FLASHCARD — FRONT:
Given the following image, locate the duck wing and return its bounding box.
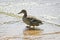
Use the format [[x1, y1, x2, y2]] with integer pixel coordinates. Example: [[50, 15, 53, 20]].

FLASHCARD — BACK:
[[27, 17, 42, 24]]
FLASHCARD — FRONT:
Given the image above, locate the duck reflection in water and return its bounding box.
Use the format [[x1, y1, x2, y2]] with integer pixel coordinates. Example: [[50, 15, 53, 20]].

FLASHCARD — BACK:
[[18, 9, 43, 30], [23, 29, 43, 40], [23, 29, 43, 36]]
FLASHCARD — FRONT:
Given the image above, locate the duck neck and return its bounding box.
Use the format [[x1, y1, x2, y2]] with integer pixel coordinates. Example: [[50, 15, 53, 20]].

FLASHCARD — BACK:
[[23, 12, 27, 18]]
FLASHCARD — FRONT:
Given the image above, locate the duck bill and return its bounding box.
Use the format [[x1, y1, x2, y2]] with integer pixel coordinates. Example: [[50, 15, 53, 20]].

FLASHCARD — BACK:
[[18, 12, 22, 14], [18, 13, 20, 14]]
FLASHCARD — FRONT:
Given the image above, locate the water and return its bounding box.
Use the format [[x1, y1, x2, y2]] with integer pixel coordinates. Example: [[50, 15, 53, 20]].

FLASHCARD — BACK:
[[0, 0, 60, 40]]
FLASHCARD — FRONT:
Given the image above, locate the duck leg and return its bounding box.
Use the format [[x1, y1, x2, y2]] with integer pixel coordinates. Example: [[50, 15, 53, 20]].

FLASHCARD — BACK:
[[26, 25, 36, 30], [33, 26, 35, 28], [26, 25, 33, 29], [26, 26, 30, 28]]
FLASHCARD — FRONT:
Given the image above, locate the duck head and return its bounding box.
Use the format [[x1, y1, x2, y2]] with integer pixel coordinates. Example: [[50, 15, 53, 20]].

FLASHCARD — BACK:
[[18, 9, 27, 17], [18, 9, 27, 14]]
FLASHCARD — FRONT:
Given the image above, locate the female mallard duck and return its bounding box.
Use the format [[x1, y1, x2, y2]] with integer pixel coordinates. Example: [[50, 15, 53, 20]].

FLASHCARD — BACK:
[[18, 9, 43, 29]]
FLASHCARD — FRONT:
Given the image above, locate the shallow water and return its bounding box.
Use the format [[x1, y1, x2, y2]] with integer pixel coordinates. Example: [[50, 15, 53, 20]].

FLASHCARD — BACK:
[[0, 0, 60, 40], [0, 13, 60, 40]]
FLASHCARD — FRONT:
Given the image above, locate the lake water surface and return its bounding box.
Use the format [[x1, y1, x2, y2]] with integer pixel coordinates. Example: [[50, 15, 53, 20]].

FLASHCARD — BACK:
[[0, 0, 60, 40]]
